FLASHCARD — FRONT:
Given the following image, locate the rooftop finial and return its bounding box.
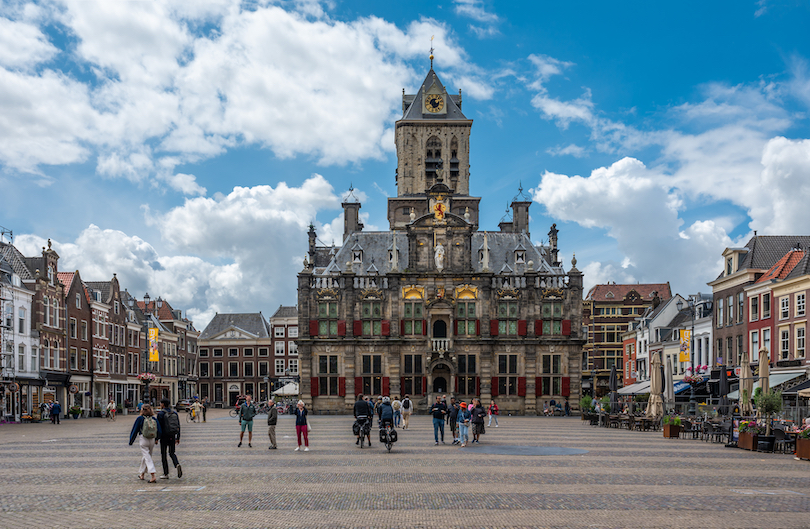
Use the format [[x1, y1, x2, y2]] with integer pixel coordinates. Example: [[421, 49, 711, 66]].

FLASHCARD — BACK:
[[430, 35, 434, 68]]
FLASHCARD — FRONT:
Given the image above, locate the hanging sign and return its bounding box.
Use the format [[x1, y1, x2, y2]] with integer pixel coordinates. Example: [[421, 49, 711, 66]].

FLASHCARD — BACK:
[[148, 327, 159, 362]]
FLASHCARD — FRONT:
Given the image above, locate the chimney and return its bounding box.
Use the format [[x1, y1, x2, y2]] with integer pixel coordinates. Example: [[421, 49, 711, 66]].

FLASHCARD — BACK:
[[511, 199, 531, 238], [342, 186, 363, 242]]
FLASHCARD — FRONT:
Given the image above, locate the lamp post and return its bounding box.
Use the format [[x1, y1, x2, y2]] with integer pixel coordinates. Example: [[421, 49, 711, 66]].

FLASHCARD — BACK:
[[677, 296, 697, 416], [142, 292, 151, 405]]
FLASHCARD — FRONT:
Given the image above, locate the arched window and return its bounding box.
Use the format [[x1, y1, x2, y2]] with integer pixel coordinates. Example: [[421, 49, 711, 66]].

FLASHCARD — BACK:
[[425, 136, 442, 184], [44, 296, 50, 326], [43, 339, 50, 369], [53, 300, 59, 328]]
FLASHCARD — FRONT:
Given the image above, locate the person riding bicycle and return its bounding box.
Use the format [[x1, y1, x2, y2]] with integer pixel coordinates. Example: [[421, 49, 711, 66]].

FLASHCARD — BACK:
[[353, 394, 372, 446], [106, 399, 116, 418], [191, 399, 203, 421], [378, 396, 394, 431]]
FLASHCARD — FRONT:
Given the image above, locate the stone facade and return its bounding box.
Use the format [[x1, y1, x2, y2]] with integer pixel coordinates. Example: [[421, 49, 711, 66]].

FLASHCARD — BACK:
[[298, 66, 585, 415]]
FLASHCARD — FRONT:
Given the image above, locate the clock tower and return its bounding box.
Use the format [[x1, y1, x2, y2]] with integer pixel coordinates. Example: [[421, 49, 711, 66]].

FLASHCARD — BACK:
[[388, 64, 479, 230]]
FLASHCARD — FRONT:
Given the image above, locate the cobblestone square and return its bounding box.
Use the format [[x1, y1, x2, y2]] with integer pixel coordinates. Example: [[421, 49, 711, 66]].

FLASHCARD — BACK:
[[1, 410, 808, 528]]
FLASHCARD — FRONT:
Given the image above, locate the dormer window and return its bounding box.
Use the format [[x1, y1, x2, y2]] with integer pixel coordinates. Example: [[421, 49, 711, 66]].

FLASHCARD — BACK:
[[726, 257, 733, 275], [352, 250, 363, 263], [515, 251, 526, 264]]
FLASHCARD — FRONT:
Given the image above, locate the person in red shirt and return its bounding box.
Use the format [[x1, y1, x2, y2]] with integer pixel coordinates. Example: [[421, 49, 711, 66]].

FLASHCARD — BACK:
[[488, 400, 499, 427]]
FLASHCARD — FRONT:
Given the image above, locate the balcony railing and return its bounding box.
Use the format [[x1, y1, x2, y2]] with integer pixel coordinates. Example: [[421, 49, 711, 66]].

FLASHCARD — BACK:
[[431, 339, 451, 352]]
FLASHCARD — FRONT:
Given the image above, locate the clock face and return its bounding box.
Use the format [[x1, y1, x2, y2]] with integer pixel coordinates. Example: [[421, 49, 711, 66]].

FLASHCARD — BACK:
[[425, 94, 444, 113]]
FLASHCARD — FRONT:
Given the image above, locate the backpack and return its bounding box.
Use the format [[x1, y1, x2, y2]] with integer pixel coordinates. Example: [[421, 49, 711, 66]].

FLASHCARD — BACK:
[[165, 411, 181, 437], [142, 416, 158, 439], [402, 398, 411, 411]]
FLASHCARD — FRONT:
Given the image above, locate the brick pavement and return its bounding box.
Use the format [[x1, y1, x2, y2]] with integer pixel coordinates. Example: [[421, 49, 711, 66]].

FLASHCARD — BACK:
[[1, 410, 808, 528]]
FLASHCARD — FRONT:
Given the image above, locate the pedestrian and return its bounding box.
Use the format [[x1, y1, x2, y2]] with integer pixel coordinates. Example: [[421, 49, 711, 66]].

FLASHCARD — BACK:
[[564, 399, 571, 417], [237, 394, 257, 447], [191, 398, 203, 422], [156, 398, 182, 479], [487, 399, 499, 427], [449, 398, 460, 444], [543, 401, 550, 416], [128, 403, 161, 483], [50, 400, 62, 424], [442, 395, 449, 424], [392, 396, 402, 427], [429, 395, 447, 445], [471, 398, 486, 444], [202, 397, 209, 422], [365, 396, 375, 428], [457, 402, 471, 447], [267, 398, 278, 449], [294, 399, 309, 451], [401, 394, 412, 429]]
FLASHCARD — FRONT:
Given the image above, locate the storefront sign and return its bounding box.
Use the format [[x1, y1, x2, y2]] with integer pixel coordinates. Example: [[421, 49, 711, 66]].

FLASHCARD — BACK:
[[69, 384, 79, 394]]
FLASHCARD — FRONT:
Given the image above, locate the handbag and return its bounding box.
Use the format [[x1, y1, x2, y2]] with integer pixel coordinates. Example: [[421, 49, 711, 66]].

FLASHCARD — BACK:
[[307, 422, 312, 432]]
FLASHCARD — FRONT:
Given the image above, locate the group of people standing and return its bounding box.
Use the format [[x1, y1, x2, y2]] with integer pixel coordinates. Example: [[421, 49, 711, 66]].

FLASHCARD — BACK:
[[234, 395, 310, 451], [430, 395, 497, 447]]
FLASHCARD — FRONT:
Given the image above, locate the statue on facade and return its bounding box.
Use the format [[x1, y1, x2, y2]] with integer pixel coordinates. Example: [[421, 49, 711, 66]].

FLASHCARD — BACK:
[[434, 243, 445, 271]]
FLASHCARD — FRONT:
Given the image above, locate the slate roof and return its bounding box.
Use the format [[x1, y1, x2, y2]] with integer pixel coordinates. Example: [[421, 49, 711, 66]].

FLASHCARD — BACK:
[[754, 250, 805, 284], [199, 313, 270, 340], [0, 242, 34, 280], [715, 236, 810, 280], [311, 231, 561, 276], [85, 281, 112, 303], [401, 68, 468, 121], [270, 305, 297, 319], [586, 283, 672, 302]]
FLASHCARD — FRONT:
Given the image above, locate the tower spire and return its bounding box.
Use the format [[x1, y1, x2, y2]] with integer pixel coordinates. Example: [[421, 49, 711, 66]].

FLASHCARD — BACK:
[[429, 35, 434, 69]]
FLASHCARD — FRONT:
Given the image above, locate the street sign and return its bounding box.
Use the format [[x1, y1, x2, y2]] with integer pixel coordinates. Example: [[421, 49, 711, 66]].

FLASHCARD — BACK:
[[734, 366, 742, 377]]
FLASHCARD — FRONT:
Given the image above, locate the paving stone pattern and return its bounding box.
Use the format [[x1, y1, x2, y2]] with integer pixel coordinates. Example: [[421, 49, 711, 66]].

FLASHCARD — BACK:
[[1, 410, 808, 528]]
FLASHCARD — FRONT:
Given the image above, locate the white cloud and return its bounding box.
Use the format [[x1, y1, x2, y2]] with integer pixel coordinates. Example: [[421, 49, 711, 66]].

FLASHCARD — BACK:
[[453, 0, 499, 38], [0, 16, 57, 69], [547, 143, 587, 158], [528, 54, 574, 87]]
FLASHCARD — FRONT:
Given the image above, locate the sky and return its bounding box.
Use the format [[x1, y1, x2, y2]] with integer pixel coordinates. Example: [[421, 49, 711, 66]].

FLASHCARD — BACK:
[[3, 0, 810, 329]]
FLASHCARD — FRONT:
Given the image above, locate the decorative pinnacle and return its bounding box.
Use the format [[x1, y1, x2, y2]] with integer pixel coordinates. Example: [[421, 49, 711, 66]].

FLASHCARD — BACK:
[[430, 35, 434, 68]]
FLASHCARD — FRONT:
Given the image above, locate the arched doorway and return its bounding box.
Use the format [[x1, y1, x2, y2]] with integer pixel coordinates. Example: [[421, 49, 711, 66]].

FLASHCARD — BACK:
[[433, 320, 447, 338], [432, 363, 451, 393]]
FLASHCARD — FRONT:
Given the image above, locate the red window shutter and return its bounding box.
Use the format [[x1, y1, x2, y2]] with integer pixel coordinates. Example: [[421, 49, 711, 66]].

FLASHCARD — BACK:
[[400, 377, 406, 394], [518, 320, 527, 336], [309, 320, 319, 337], [536, 377, 543, 396], [400, 319, 405, 336], [535, 320, 543, 336], [454, 319, 460, 335], [562, 319, 571, 336], [422, 320, 427, 335], [381, 320, 390, 336], [491, 376, 499, 397], [476, 319, 480, 336], [490, 319, 499, 336], [454, 376, 458, 392], [354, 377, 363, 396], [353, 320, 362, 337], [337, 320, 346, 336], [382, 376, 390, 396], [475, 376, 480, 396], [338, 377, 346, 397], [518, 376, 527, 396], [562, 376, 571, 397], [422, 376, 427, 395], [310, 377, 319, 397]]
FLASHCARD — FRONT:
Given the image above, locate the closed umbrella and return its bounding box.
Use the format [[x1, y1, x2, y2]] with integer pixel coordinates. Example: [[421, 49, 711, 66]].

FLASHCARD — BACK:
[[739, 349, 754, 416], [664, 359, 675, 412], [756, 347, 769, 420], [645, 351, 664, 419], [608, 364, 619, 414], [718, 365, 729, 416]]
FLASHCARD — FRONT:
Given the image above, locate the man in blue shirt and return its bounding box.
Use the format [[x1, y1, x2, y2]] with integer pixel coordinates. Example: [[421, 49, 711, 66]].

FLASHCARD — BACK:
[[429, 395, 447, 445]]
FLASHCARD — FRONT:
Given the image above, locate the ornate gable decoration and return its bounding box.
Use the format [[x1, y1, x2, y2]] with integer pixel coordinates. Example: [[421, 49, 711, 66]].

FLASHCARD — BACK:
[[361, 288, 383, 300], [542, 288, 564, 299], [316, 288, 340, 300], [401, 285, 425, 300], [454, 284, 478, 300], [497, 288, 520, 300]]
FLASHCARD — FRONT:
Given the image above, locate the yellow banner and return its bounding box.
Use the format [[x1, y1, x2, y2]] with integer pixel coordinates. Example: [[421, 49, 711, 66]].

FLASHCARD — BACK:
[[148, 328, 159, 362], [679, 329, 691, 363]]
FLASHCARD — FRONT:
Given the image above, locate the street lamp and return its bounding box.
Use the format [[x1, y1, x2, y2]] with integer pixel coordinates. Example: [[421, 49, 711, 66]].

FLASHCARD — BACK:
[[676, 296, 697, 416], [142, 292, 152, 405]]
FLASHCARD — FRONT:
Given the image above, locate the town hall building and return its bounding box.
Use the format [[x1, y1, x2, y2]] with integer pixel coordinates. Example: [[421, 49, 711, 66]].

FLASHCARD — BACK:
[[297, 61, 585, 414]]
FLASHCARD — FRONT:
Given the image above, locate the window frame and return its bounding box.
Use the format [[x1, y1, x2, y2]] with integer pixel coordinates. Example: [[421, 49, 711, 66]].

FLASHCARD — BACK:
[[402, 301, 424, 335], [497, 301, 519, 336]]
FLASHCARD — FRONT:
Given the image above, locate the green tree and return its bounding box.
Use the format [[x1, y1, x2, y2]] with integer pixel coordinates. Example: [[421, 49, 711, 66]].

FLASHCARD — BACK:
[[755, 390, 783, 436]]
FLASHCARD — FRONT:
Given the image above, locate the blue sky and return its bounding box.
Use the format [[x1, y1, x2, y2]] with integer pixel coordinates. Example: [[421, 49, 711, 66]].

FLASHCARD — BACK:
[[2, 0, 810, 328]]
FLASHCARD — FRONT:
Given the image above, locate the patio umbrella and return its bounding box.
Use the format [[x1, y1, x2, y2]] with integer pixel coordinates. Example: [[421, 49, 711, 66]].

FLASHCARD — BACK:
[[718, 365, 729, 416], [799, 387, 810, 398], [756, 347, 769, 420], [645, 351, 664, 420], [739, 349, 754, 416], [608, 364, 619, 414], [664, 359, 675, 411]]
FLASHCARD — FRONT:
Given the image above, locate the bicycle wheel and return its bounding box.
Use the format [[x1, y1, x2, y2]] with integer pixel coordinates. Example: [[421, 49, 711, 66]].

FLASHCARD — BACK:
[[385, 429, 393, 452], [229, 408, 238, 418], [185, 412, 192, 423], [359, 435, 364, 448]]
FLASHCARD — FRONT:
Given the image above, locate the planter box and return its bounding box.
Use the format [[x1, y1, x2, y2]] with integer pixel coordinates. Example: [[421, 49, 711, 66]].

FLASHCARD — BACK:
[[796, 438, 810, 460], [738, 431, 759, 450], [663, 424, 681, 438]]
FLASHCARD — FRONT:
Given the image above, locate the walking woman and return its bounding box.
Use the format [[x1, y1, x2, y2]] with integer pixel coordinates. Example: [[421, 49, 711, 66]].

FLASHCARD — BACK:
[[487, 399, 499, 427], [294, 400, 310, 451], [470, 398, 486, 444], [457, 402, 471, 447], [128, 404, 162, 483]]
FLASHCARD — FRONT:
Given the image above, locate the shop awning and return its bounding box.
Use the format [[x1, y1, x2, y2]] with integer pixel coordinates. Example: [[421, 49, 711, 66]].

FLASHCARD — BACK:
[[727, 370, 805, 399], [780, 377, 810, 396], [673, 381, 691, 394], [618, 380, 651, 395]]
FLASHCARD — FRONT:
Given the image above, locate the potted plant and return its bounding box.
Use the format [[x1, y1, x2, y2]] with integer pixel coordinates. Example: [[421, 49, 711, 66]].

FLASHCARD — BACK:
[[579, 395, 592, 420], [600, 396, 611, 414], [738, 420, 766, 450], [663, 415, 681, 438], [796, 426, 810, 460], [68, 405, 81, 419]]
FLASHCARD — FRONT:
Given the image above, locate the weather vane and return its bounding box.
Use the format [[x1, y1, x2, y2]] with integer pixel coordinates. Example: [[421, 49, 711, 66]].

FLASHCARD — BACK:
[[430, 35, 434, 68]]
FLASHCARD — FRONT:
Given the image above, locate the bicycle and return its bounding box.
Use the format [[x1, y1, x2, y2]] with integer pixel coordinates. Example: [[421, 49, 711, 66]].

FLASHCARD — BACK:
[[106, 410, 116, 422], [354, 417, 371, 448], [380, 421, 396, 452], [229, 407, 239, 418], [186, 408, 200, 423]]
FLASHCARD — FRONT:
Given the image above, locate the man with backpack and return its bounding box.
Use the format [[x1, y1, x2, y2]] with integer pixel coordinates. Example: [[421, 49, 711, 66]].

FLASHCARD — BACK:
[[157, 398, 182, 479], [238, 394, 257, 447], [401, 395, 412, 429]]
